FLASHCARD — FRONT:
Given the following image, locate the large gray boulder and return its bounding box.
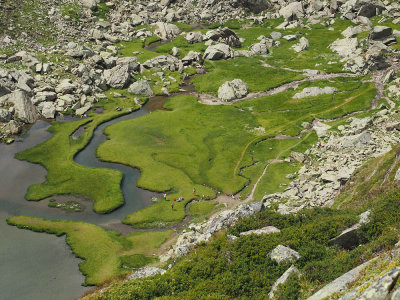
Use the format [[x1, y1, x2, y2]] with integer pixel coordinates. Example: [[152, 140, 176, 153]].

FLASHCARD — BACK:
[[127, 267, 166, 280], [185, 32, 203, 44], [279, 2, 304, 21], [250, 41, 269, 55], [240, 226, 280, 236], [104, 65, 131, 89], [236, 0, 270, 13], [56, 80, 76, 95], [329, 211, 370, 249], [154, 22, 181, 40], [293, 87, 337, 99], [80, 0, 98, 10], [142, 55, 180, 71], [369, 26, 393, 41], [329, 38, 359, 57], [204, 43, 233, 60], [0, 108, 11, 122], [307, 259, 375, 300], [7, 90, 38, 124], [292, 37, 309, 53], [217, 79, 248, 101], [357, 1, 385, 18], [41, 102, 56, 119], [128, 80, 153, 96], [269, 265, 299, 299], [269, 245, 300, 264], [354, 267, 400, 300]]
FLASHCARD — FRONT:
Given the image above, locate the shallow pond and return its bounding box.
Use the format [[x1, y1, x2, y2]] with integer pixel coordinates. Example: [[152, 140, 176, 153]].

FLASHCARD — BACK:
[[0, 97, 165, 299]]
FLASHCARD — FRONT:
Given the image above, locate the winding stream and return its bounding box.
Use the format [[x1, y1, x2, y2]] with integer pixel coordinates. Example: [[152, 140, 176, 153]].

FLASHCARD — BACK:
[[0, 97, 166, 300]]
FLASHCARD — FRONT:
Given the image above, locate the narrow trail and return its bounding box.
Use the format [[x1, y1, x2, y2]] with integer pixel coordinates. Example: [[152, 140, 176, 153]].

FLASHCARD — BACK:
[[194, 71, 361, 106]]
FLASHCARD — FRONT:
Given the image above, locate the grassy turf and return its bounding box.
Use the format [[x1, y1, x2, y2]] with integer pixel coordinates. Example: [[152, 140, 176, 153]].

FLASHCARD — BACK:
[[188, 201, 220, 223], [7, 216, 173, 285], [192, 57, 305, 94], [15, 91, 141, 213], [264, 19, 353, 73], [97, 76, 375, 227]]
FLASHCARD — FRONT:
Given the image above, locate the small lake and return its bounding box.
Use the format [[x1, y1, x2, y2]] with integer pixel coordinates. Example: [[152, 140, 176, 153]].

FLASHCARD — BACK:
[[0, 97, 165, 300]]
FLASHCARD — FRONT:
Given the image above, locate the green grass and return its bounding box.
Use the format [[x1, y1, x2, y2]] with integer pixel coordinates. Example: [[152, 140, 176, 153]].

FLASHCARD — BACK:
[[188, 201, 219, 223], [93, 3, 110, 20], [97, 77, 375, 227], [61, 2, 84, 23], [155, 35, 208, 58], [117, 39, 164, 63], [192, 57, 305, 94], [7, 216, 173, 285], [264, 19, 354, 73], [15, 91, 142, 213]]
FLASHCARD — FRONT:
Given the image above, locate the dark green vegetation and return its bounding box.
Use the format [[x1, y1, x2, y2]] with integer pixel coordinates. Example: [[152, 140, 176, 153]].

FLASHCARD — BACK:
[[16, 91, 141, 213], [86, 179, 400, 299], [7, 216, 173, 285]]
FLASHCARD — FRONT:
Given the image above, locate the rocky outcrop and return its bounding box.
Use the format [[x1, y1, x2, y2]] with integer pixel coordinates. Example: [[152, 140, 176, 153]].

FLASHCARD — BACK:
[[7, 90, 37, 124], [204, 43, 233, 60], [269, 265, 299, 299], [239, 226, 280, 236], [292, 86, 337, 99], [128, 80, 153, 96], [269, 245, 300, 264], [329, 211, 370, 249], [217, 79, 248, 101], [127, 267, 166, 280]]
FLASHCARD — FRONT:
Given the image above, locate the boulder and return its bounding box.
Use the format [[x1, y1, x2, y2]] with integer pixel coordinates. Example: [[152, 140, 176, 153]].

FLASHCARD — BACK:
[[104, 64, 131, 89], [342, 26, 365, 38], [329, 38, 359, 57], [154, 22, 181, 40], [240, 226, 280, 236], [237, 0, 270, 13], [142, 55, 180, 71], [293, 87, 337, 99], [270, 32, 282, 40], [204, 43, 233, 60], [75, 104, 92, 115], [356, 267, 400, 300], [116, 57, 140, 72], [292, 37, 309, 53], [269, 245, 300, 264], [7, 90, 37, 124], [185, 32, 203, 44], [80, 0, 97, 10], [130, 14, 144, 26], [128, 80, 153, 96], [329, 211, 370, 249], [3, 120, 21, 135], [41, 102, 56, 119], [279, 2, 304, 21], [249, 41, 269, 55], [308, 259, 376, 300], [127, 267, 166, 280], [0, 108, 11, 122], [56, 80, 76, 95], [217, 79, 248, 101], [357, 2, 384, 18], [369, 26, 393, 41], [182, 51, 203, 65], [269, 265, 299, 299], [290, 152, 306, 163]]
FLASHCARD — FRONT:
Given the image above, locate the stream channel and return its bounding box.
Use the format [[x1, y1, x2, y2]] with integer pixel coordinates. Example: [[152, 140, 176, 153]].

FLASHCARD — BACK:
[[0, 88, 191, 299]]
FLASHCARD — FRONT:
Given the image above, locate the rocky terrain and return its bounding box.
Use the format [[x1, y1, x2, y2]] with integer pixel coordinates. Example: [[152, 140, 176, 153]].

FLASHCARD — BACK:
[[4, 0, 400, 299]]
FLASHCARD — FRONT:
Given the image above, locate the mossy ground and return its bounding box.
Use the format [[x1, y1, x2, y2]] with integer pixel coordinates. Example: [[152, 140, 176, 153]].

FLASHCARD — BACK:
[[16, 91, 142, 213], [7, 216, 172, 286]]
